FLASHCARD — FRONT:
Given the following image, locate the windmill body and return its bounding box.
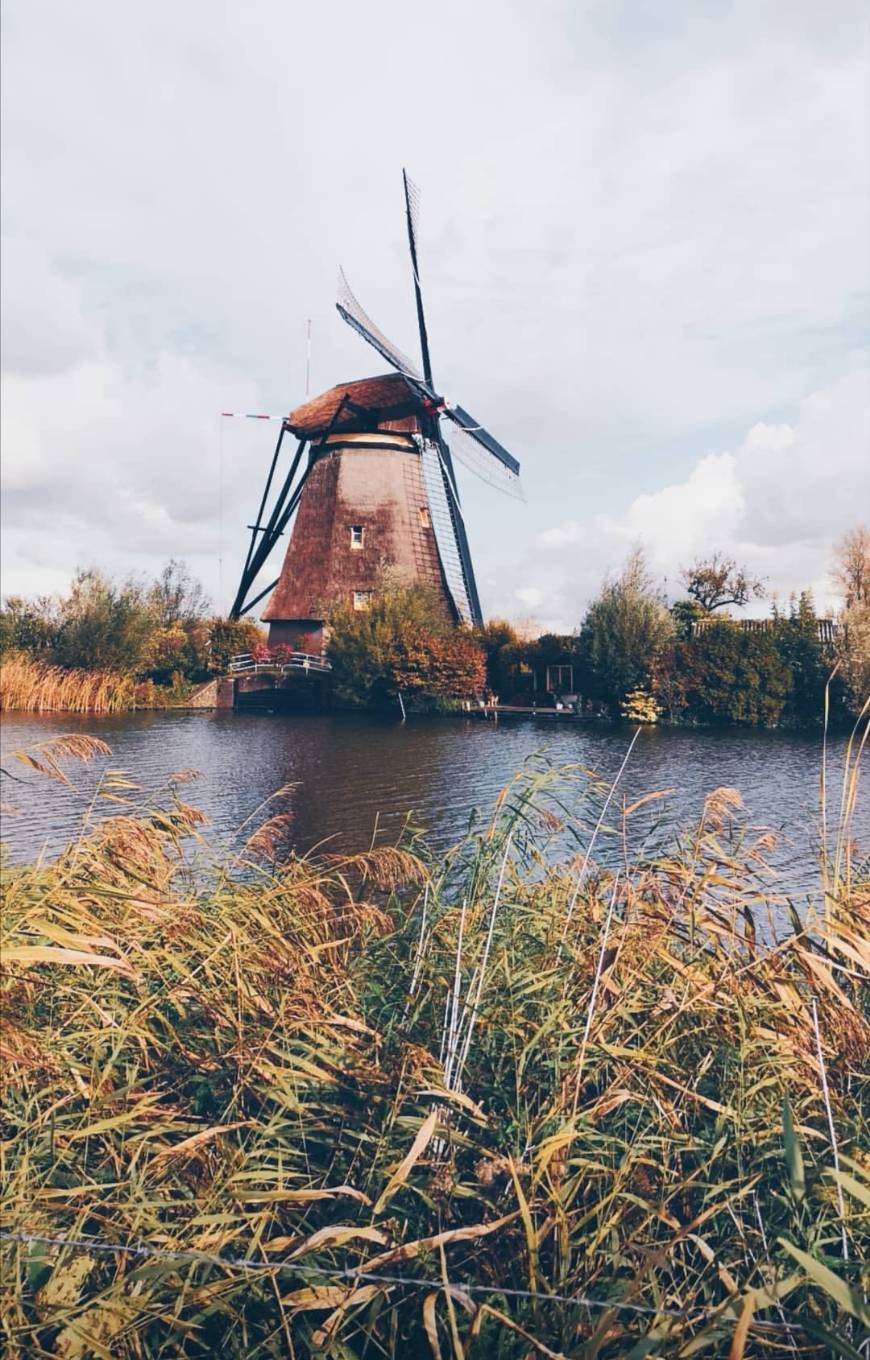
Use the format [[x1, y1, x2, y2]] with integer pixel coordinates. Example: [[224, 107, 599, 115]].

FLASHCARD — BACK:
[[262, 376, 449, 652], [230, 173, 522, 646]]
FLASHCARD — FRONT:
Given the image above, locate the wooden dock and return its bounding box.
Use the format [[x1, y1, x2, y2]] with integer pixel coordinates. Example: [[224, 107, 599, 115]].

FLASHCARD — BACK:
[[467, 703, 584, 721]]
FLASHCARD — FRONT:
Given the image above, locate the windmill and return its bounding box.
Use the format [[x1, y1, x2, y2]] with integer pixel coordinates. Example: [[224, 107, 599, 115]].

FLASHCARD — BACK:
[[229, 171, 522, 647]]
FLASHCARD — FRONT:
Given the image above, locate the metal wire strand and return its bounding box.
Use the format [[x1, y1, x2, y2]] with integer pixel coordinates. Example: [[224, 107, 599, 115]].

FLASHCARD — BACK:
[[0, 1229, 825, 1336]]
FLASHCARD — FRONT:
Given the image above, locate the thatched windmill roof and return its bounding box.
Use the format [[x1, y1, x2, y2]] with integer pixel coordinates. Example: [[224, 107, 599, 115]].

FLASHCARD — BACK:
[[286, 373, 427, 438]]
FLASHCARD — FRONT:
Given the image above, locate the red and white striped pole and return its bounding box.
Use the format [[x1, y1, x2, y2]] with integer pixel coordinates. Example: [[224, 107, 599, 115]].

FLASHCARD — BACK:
[[219, 411, 285, 420]]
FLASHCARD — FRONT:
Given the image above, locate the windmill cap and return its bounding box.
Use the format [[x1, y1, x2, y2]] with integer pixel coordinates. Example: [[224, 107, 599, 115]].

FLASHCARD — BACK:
[[286, 373, 437, 438]]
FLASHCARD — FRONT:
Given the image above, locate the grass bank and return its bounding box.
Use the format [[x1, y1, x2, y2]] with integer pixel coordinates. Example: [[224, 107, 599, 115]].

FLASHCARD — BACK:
[[1, 724, 868, 1358], [0, 655, 135, 714], [0, 655, 205, 714]]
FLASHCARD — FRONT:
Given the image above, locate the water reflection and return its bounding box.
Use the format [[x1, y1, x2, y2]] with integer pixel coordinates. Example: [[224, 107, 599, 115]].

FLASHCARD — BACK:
[[1, 710, 864, 904]]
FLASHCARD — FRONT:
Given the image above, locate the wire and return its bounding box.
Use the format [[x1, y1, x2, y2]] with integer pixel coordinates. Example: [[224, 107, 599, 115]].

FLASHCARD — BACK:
[[0, 1230, 822, 1334], [218, 415, 224, 605]]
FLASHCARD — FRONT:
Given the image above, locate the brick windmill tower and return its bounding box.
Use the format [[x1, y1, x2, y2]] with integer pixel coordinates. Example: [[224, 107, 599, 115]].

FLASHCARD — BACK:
[[229, 173, 522, 651]]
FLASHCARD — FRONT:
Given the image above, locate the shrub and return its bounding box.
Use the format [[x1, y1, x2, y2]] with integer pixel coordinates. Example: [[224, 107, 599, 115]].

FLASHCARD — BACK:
[[657, 625, 793, 726], [621, 688, 661, 723], [328, 581, 485, 708], [207, 617, 265, 673]]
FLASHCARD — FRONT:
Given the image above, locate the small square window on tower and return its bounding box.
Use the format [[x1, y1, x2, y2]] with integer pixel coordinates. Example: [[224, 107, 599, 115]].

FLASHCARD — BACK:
[[353, 590, 373, 611], [350, 525, 365, 549], [419, 506, 431, 528]]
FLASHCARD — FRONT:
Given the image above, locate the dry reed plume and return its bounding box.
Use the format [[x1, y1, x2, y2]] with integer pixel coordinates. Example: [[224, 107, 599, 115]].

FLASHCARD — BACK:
[[0, 653, 135, 713], [0, 719, 867, 1358]]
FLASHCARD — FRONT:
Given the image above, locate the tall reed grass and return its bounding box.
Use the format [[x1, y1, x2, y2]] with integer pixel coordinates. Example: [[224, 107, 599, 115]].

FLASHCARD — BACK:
[[1, 727, 867, 1358], [0, 653, 135, 713]]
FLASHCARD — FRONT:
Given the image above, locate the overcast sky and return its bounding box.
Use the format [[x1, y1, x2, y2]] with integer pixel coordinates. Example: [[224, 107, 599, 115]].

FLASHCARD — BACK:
[[2, 0, 868, 628]]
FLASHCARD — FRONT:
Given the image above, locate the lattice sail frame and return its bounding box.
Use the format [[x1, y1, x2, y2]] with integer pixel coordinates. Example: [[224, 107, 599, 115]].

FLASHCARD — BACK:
[[443, 421, 525, 501], [337, 273, 522, 500], [420, 438, 476, 626], [336, 270, 422, 380]]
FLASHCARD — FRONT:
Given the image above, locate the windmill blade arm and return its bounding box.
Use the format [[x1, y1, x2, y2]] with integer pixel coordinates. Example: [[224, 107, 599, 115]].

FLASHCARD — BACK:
[[420, 439, 481, 626], [336, 269, 422, 379], [402, 169, 433, 384], [444, 404, 520, 478], [444, 422, 525, 501]]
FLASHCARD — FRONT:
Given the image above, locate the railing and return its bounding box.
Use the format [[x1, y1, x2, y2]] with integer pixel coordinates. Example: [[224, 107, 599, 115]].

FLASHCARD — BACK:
[[229, 651, 332, 676]]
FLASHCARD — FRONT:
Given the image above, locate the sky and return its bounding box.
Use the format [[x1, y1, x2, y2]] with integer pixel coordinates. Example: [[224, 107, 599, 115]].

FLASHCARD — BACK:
[[2, 0, 868, 630]]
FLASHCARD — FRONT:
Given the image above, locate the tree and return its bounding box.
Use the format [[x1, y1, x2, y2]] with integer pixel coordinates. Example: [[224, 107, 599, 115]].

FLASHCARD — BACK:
[[474, 618, 521, 694], [0, 595, 59, 658], [207, 618, 265, 674], [670, 599, 706, 641], [774, 591, 829, 727], [658, 628, 792, 726], [149, 559, 211, 627], [680, 553, 765, 614], [831, 526, 870, 609], [327, 581, 484, 709], [53, 570, 157, 674], [578, 549, 674, 711], [828, 528, 870, 718], [834, 602, 870, 716]]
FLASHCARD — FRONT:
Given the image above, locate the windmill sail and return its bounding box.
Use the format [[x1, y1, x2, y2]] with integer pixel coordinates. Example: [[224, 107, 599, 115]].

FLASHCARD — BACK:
[[444, 404, 520, 477], [336, 270, 422, 380], [402, 169, 433, 384], [443, 421, 524, 500], [420, 439, 477, 626]]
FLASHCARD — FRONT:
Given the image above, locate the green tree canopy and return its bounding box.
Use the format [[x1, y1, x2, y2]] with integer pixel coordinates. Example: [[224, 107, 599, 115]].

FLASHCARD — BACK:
[[327, 580, 484, 709], [579, 549, 674, 710], [52, 571, 157, 674]]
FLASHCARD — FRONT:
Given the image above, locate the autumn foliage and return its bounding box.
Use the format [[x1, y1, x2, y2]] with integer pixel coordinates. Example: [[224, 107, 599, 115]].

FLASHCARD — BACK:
[[326, 581, 486, 709]]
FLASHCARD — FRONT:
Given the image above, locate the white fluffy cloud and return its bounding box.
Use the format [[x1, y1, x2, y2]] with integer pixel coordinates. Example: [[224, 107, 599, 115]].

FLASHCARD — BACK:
[[495, 369, 869, 630], [1, 1, 868, 613]]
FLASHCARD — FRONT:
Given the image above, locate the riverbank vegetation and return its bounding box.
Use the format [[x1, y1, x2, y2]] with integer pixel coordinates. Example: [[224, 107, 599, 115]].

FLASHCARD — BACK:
[[327, 579, 486, 710], [0, 654, 135, 714], [0, 562, 263, 711], [1, 723, 867, 1357], [2, 526, 866, 723], [480, 528, 869, 727]]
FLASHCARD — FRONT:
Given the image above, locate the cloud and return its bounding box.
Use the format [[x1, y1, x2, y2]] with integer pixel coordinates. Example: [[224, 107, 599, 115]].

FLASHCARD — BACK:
[[1, 238, 103, 377], [1, 0, 867, 614], [494, 368, 870, 630]]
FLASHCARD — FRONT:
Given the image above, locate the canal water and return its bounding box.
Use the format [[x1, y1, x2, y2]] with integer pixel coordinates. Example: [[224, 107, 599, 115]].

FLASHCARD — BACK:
[[2, 710, 865, 908]]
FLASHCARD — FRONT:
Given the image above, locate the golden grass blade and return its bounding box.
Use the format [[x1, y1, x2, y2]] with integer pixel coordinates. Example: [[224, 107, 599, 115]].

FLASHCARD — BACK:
[[422, 1291, 444, 1360], [728, 1295, 754, 1360], [361, 1213, 520, 1271], [778, 1240, 870, 1328], [373, 1109, 439, 1214], [152, 1122, 249, 1160], [288, 1225, 388, 1260], [3, 945, 133, 973]]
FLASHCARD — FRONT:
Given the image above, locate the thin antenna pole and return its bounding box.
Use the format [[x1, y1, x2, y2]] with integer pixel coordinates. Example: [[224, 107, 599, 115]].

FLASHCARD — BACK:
[[218, 416, 224, 606], [305, 318, 312, 397]]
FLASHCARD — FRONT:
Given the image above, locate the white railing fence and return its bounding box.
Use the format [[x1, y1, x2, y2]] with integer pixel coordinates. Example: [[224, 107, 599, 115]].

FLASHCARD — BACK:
[[229, 651, 332, 676]]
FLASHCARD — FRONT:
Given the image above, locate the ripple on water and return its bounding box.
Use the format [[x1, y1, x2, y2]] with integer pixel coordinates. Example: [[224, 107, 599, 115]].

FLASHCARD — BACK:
[[1, 710, 864, 908]]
